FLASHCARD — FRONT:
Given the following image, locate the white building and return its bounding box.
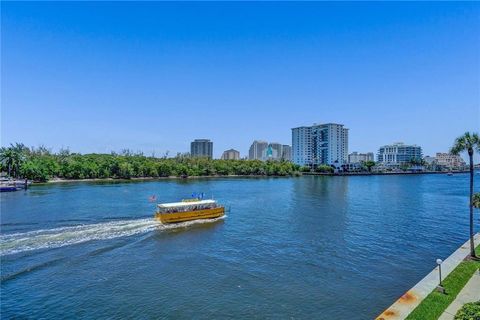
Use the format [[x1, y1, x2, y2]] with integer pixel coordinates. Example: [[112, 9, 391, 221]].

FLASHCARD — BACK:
[[423, 156, 436, 165], [292, 123, 349, 167], [348, 152, 374, 164], [377, 142, 422, 165], [292, 126, 312, 166]]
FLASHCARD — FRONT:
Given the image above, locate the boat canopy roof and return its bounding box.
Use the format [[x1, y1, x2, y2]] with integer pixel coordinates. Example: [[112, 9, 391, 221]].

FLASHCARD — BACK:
[[157, 199, 216, 208]]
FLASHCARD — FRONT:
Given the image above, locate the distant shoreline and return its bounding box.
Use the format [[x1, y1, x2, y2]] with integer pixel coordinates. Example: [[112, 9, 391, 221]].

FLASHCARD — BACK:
[[303, 170, 470, 177], [31, 170, 473, 184], [36, 175, 293, 184]]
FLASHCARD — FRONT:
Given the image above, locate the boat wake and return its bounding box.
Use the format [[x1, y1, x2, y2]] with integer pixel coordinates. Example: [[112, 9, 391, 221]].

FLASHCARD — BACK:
[[0, 216, 225, 256]]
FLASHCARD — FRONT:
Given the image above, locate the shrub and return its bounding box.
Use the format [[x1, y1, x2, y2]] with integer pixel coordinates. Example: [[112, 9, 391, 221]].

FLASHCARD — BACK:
[[454, 301, 480, 320], [300, 166, 311, 172], [315, 165, 334, 173]]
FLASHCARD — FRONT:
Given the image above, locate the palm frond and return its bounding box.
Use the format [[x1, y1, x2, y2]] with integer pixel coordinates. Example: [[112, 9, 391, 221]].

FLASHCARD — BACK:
[[450, 136, 466, 155], [473, 193, 480, 209], [450, 132, 480, 154]]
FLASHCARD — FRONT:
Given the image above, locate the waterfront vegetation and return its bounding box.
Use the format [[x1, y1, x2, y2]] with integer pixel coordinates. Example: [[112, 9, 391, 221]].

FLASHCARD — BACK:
[[0, 143, 301, 182], [451, 132, 480, 258], [405, 245, 480, 320]]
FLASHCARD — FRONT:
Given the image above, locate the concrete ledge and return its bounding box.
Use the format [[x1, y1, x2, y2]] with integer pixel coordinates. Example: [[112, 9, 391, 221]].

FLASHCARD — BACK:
[[376, 233, 480, 320]]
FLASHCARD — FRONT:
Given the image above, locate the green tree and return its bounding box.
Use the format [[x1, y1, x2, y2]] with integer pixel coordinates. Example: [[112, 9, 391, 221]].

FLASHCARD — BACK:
[[1, 143, 301, 181], [450, 132, 480, 258], [300, 166, 311, 173], [315, 165, 334, 173], [20, 159, 50, 182], [363, 160, 376, 172], [118, 162, 134, 179]]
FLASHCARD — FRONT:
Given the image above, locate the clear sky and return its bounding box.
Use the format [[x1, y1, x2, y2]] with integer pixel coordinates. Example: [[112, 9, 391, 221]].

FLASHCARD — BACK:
[[2, 2, 479, 159]]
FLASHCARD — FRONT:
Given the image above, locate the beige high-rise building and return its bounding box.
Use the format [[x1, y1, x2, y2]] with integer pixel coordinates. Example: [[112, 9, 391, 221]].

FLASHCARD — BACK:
[[267, 143, 283, 160], [249, 140, 268, 160], [249, 140, 291, 161], [221, 149, 240, 160], [282, 145, 292, 161]]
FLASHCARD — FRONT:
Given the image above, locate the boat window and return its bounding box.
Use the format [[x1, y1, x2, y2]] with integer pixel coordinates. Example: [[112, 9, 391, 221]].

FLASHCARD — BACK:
[[158, 202, 219, 214]]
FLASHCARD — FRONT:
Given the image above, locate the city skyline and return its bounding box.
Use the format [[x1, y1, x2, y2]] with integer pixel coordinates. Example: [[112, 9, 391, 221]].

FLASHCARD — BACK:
[[2, 2, 479, 160]]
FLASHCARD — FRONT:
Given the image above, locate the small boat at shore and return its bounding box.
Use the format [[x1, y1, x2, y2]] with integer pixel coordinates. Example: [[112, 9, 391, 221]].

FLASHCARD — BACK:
[[155, 199, 225, 224], [0, 186, 23, 192], [0, 178, 30, 192]]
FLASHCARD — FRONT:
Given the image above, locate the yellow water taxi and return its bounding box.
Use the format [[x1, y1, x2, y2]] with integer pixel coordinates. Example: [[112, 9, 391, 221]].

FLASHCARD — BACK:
[[155, 199, 225, 224]]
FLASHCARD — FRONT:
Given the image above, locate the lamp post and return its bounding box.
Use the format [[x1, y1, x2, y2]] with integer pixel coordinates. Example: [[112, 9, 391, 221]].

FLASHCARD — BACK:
[[436, 258, 445, 293]]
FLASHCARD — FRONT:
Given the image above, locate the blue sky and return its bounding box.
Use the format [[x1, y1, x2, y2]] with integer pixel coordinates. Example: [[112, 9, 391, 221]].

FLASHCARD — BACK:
[[2, 2, 479, 159]]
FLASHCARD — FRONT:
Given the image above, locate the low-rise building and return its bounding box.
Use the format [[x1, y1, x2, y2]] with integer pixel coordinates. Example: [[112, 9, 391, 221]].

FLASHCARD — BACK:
[[435, 153, 466, 169], [348, 152, 374, 164], [377, 142, 422, 166], [423, 156, 436, 165], [221, 149, 240, 160]]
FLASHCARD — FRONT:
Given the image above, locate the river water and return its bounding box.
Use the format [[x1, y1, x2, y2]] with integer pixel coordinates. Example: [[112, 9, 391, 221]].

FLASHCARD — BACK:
[[1, 174, 478, 319]]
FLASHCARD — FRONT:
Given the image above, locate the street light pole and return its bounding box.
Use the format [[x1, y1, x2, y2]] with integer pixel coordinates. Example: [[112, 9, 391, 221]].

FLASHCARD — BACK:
[[436, 259, 443, 285], [436, 259, 445, 293]]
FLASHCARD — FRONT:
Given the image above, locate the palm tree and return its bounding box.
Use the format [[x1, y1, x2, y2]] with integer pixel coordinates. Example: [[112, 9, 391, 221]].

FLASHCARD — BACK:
[[0, 143, 28, 178], [0, 147, 15, 176], [363, 160, 376, 172], [451, 132, 480, 258]]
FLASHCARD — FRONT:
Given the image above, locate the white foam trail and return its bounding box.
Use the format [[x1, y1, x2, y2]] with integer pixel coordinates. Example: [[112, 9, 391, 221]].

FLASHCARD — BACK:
[[0, 216, 225, 256]]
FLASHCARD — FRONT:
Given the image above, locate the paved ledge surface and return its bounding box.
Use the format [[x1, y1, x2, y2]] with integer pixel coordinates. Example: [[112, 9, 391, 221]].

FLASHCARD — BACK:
[[438, 270, 480, 320], [376, 233, 480, 320]]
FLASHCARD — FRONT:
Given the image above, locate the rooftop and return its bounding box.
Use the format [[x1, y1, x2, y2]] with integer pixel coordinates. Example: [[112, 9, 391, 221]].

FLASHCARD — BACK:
[[157, 199, 216, 208]]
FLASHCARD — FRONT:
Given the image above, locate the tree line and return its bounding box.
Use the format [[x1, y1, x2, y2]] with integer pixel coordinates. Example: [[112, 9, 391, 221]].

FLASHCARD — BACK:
[[0, 143, 301, 182]]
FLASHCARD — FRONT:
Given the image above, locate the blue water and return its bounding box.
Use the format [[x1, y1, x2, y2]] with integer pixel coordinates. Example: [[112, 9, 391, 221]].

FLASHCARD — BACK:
[[1, 174, 479, 319]]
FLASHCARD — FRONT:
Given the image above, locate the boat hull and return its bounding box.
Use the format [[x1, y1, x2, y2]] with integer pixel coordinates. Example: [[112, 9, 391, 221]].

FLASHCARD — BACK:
[[0, 187, 22, 192], [155, 207, 225, 224]]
